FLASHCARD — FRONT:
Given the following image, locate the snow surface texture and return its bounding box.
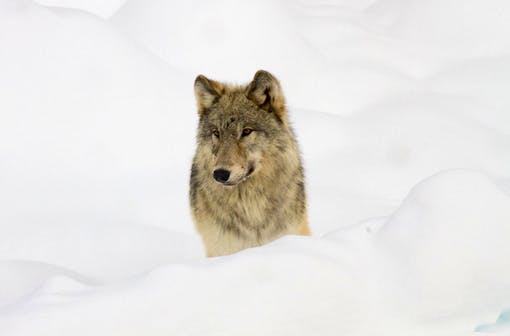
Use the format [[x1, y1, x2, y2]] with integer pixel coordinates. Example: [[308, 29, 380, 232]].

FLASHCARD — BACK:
[[1, 0, 510, 334]]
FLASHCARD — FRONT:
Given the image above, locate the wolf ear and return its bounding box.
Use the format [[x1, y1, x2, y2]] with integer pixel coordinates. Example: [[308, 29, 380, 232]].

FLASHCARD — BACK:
[[194, 75, 224, 115], [246, 70, 286, 121]]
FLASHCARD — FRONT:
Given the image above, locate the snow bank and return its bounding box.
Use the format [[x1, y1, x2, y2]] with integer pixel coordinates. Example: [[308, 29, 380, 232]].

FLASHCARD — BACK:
[[111, 0, 510, 115], [33, 0, 125, 18], [1, 171, 509, 335], [369, 0, 510, 57], [295, 103, 510, 232], [374, 171, 510, 323], [477, 309, 510, 333], [0, 0, 202, 278]]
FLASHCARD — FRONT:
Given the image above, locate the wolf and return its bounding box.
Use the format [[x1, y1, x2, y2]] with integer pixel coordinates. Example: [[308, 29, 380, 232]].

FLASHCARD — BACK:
[[189, 70, 310, 257]]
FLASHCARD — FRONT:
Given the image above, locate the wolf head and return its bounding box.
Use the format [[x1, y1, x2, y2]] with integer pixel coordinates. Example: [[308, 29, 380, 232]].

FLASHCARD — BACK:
[[193, 70, 296, 187]]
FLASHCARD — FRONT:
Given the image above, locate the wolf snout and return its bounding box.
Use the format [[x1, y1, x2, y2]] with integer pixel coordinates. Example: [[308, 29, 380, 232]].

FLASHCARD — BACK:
[[213, 169, 231, 183]]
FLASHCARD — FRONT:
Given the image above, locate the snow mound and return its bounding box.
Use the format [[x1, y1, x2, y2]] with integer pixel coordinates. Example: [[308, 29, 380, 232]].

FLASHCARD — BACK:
[[33, 0, 125, 18], [1, 170, 509, 335], [369, 0, 510, 56], [0, 0, 202, 278], [374, 170, 510, 322], [476, 309, 510, 333]]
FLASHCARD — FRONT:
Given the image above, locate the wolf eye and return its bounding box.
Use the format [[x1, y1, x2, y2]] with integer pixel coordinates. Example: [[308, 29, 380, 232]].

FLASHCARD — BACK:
[[241, 128, 253, 137], [212, 129, 219, 138]]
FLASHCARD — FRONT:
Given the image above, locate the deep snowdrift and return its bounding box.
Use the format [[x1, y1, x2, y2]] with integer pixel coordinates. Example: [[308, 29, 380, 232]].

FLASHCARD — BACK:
[[1, 171, 509, 335], [1, 0, 509, 335]]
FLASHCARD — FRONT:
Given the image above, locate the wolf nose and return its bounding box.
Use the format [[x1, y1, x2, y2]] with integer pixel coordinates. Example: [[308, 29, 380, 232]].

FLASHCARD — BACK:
[[213, 169, 231, 183]]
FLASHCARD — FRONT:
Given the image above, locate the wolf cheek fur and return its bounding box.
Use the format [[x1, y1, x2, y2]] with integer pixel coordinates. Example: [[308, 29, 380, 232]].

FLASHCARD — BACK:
[[189, 70, 310, 257]]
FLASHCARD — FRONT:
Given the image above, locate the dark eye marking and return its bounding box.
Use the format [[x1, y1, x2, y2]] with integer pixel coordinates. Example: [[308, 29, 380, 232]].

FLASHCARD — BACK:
[[241, 128, 253, 137], [212, 129, 219, 137]]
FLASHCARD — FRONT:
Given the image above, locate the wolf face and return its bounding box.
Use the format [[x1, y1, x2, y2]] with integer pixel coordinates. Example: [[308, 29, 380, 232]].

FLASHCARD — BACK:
[[194, 70, 289, 187]]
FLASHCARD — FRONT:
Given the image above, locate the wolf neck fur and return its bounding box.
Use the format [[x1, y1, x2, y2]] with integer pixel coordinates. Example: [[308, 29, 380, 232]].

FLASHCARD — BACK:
[[198, 143, 301, 230]]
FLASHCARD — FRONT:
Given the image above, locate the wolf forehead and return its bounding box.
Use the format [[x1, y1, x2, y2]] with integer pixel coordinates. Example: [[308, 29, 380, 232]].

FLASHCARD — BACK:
[[194, 70, 288, 124], [206, 90, 262, 116], [202, 92, 272, 126]]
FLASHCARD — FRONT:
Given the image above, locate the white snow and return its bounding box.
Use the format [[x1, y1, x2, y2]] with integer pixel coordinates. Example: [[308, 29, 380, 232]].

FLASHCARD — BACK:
[[1, 0, 509, 335]]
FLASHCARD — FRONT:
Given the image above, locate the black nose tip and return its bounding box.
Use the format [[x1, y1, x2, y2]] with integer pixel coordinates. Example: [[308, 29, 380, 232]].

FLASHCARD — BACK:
[[213, 169, 231, 183]]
